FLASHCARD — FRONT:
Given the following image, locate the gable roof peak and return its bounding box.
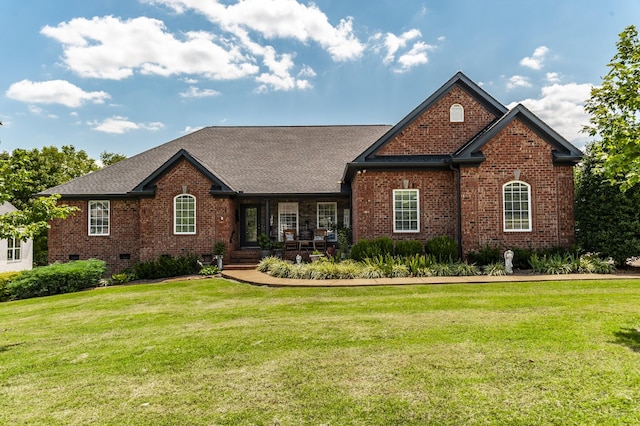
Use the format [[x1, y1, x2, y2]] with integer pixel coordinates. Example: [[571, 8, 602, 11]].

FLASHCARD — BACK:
[[353, 72, 508, 162]]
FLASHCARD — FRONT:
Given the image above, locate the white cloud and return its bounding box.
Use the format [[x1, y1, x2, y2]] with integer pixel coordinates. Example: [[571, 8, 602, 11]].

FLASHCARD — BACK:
[[41, 16, 259, 80], [510, 82, 593, 148], [395, 41, 432, 73], [520, 46, 549, 70], [382, 29, 421, 64], [373, 29, 433, 72], [182, 125, 205, 134], [146, 0, 365, 61], [506, 75, 532, 90], [546, 72, 560, 83], [6, 79, 110, 107], [298, 65, 316, 78], [90, 116, 164, 134], [179, 86, 221, 98]]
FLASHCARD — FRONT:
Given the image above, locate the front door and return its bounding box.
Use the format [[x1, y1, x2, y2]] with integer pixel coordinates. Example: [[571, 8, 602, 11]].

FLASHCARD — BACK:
[[240, 204, 261, 247]]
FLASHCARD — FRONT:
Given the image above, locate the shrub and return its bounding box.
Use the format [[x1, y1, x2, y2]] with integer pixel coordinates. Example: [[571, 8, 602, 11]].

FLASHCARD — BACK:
[[484, 262, 506, 276], [349, 239, 372, 261], [134, 254, 200, 280], [257, 256, 283, 272], [373, 237, 395, 257], [467, 245, 501, 266], [350, 237, 395, 261], [199, 265, 220, 276], [529, 252, 615, 275], [6, 259, 106, 301], [453, 261, 481, 276], [111, 273, 131, 284], [0, 271, 21, 302], [512, 247, 535, 269], [425, 235, 458, 262], [575, 146, 640, 265], [427, 262, 455, 277], [395, 240, 424, 257]]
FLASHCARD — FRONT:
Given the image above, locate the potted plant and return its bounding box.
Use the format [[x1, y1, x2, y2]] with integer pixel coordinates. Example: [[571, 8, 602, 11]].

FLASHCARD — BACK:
[[257, 233, 272, 258], [213, 241, 226, 270], [309, 250, 324, 262]]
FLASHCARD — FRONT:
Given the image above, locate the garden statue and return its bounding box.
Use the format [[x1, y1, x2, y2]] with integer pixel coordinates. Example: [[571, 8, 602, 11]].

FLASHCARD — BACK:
[[504, 250, 514, 274]]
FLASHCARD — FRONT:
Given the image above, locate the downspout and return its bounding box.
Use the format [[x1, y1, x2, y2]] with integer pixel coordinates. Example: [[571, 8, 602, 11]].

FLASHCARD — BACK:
[[449, 160, 463, 259]]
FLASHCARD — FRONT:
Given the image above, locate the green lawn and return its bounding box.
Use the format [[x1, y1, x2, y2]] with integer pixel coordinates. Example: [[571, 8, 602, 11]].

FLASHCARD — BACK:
[[1, 278, 640, 425]]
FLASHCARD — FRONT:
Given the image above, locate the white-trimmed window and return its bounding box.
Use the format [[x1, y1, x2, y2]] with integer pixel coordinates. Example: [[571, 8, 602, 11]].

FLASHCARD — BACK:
[[174, 194, 196, 234], [503, 181, 531, 232], [7, 238, 21, 261], [88, 200, 110, 236], [317, 202, 337, 241], [393, 189, 420, 233], [450, 104, 464, 122], [278, 202, 298, 241]]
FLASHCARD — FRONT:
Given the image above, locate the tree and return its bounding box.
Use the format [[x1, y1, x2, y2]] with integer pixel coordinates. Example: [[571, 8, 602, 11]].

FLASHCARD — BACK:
[[0, 145, 99, 210], [100, 150, 127, 166], [575, 144, 640, 265], [0, 145, 100, 264], [583, 25, 640, 191]]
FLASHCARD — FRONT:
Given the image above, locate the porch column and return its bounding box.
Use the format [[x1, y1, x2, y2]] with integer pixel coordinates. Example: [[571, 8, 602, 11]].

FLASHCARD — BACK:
[[265, 199, 271, 240]]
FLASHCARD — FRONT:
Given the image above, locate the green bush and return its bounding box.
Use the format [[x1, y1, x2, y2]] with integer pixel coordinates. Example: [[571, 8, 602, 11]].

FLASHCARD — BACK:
[[350, 237, 394, 261], [484, 262, 506, 276], [467, 245, 501, 266], [199, 265, 220, 276], [394, 240, 424, 257], [425, 235, 458, 262], [0, 271, 21, 302], [6, 259, 106, 301], [133, 254, 200, 280], [575, 146, 640, 265]]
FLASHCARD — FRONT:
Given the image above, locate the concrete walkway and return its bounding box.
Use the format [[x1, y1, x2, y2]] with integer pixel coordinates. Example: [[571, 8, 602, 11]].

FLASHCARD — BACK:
[[221, 268, 640, 287]]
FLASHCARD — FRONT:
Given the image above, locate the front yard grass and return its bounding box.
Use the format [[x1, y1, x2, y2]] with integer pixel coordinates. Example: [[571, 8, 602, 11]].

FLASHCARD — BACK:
[[1, 278, 640, 425]]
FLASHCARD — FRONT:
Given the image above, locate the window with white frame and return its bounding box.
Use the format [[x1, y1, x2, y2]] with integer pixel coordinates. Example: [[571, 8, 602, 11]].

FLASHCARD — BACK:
[[393, 189, 420, 232], [450, 104, 464, 122], [174, 194, 196, 234], [503, 181, 531, 231], [343, 208, 351, 228], [317, 202, 337, 241], [88, 200, 110, 236], [278, 202, 298, 241], [7, 237, 21, 261]]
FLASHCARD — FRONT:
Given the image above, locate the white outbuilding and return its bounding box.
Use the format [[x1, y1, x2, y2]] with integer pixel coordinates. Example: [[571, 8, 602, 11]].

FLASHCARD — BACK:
[[0, 202, 33, 273]]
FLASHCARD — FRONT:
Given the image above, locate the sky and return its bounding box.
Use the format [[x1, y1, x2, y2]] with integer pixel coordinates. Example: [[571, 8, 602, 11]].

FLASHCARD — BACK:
[[1, 0, 638, 161]]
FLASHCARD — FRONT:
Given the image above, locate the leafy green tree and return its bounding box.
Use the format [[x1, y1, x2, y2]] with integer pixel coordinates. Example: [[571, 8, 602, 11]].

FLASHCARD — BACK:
[[100, 151, 127, 166], [583, 25, 640, 191], [0, 145, 100, 264], [575, 145, 640, 265], [0, 145, 99, 210]]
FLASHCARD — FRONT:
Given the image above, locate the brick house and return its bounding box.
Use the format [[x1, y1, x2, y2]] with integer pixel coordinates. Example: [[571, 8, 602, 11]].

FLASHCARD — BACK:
[[43, 72, 582, 273]]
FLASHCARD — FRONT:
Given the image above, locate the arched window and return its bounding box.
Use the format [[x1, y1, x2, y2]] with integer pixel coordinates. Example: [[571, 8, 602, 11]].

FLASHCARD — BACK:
[[450, 104, 464, 122], [503, 181, 531, 232], [174, 194, 196, 234]]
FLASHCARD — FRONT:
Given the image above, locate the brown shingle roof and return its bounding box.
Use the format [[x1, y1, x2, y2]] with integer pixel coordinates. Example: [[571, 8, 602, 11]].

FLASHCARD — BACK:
[[42, 125, 392, 197]]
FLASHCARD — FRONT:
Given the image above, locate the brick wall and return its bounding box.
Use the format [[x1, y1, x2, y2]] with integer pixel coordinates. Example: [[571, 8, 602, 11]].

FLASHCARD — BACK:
[[351, 170, 458, 243], [377, 86, 499, 156], [138, 160, 234, 262], [48, 198, 141, 274], [49, 159, 236, 274], [459, 118, 576, 254]]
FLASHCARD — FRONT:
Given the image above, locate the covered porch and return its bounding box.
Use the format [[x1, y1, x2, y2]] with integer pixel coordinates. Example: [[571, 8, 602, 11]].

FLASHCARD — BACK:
[[235, 195, 351, 252]]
